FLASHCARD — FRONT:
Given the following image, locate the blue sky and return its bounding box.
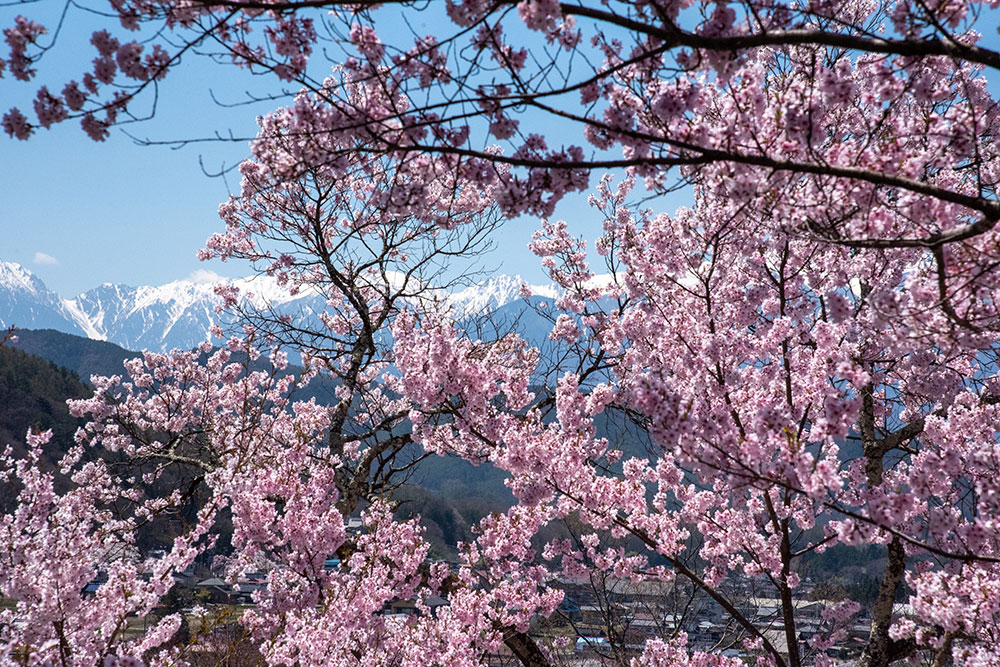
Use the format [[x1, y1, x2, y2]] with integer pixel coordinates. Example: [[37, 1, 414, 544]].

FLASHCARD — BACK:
[[1, 108, 618, 297], [2, 114, 247, 296], [0, 6, 636, 298], [0, 2, 270, 296]]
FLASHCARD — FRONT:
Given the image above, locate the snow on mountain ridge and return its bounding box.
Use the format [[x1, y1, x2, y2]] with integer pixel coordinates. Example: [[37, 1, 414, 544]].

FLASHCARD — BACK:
[[60, 298, 105, 340], [446, 274, 558, 318], [0, 262, 90, 337], [0, 262, 566, 353], [125, 274, 306, 311], [0, 261, 46, 295]]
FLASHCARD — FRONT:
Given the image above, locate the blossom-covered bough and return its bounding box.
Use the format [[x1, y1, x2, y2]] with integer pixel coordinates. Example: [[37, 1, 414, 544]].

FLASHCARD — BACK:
[[4, 0, 1000, 666]]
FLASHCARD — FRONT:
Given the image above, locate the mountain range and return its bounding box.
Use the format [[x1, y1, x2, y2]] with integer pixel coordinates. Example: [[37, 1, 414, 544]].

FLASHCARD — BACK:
[[0, 261, 559, 353]]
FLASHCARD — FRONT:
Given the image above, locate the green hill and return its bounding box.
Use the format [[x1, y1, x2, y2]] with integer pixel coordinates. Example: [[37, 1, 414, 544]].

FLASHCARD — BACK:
[[0, 344, 91, 455], [9, 328, 138, 383]]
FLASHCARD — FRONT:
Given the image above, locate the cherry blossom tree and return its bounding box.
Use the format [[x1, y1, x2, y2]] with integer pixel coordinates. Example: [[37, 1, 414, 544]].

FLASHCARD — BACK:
[[4, 1, 1000, 666], [0, 103, 561, 665]]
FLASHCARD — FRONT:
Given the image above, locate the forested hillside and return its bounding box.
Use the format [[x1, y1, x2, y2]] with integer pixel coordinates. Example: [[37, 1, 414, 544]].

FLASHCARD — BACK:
[[0, 344, 90, 458], [0, 344, 92, 512], [9, 328, 138, 384]]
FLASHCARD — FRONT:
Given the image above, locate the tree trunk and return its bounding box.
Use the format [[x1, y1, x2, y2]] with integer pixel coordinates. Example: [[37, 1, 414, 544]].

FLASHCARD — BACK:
[[858, 376, 909, 667], [504, 630, 552, 667], [858, 535, 907, 667]]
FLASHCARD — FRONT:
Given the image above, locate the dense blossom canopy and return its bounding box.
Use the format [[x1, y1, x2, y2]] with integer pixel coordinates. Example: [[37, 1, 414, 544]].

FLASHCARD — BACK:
[[3, 1, 1000, 666]]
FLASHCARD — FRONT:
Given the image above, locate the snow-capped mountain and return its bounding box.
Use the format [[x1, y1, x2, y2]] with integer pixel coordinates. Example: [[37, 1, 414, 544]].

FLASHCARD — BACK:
[[0, 261, 557, 353], [66, 277, 326, 352], [445, 274, 558, 319], [0, 262, 90, 337]]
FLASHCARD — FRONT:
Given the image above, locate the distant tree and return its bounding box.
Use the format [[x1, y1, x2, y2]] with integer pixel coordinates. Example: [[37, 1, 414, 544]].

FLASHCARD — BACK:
[[809, 581, 849, 604], [3, 2, 1000, 667]]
